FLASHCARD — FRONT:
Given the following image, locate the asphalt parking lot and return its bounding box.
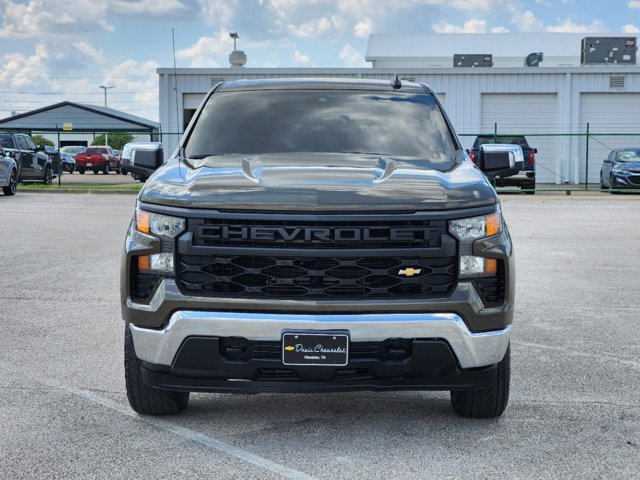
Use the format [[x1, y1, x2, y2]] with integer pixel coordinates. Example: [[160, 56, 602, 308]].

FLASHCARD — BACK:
[[0, 192, 638, 479]]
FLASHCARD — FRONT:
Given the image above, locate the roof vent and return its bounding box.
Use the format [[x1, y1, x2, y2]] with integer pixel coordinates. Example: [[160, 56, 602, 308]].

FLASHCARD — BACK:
[[610, 75, 625, 89]]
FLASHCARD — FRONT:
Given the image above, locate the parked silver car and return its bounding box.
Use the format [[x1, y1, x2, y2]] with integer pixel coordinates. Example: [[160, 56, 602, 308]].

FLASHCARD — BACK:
[[0, 148, 18, 195]]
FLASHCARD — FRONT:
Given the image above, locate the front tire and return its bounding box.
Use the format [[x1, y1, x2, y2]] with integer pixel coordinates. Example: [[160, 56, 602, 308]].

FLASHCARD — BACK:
[[450, 345, 510, 418], [3, 169, 17, 196], [43, 167, 52, 185], [124, 325, 189, 415]]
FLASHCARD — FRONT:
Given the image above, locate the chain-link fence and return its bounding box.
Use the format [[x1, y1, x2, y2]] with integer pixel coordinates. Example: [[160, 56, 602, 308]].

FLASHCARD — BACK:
[[459, 124, 640, 192], [4, 127, 639, 191]]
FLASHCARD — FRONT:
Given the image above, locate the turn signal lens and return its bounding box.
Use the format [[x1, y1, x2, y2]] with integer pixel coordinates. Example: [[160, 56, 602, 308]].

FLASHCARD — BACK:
[[486, 214, 501, 237], [136, 210, 150, 234], [137, 255, 151, 271], [485, 258, 497, 275]]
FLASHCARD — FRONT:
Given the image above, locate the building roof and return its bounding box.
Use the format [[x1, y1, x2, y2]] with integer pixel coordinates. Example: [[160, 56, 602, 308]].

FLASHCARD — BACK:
[[0, 101, 159, 132]]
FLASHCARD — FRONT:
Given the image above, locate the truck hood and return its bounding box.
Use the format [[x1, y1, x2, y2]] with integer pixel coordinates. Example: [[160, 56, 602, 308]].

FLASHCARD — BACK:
[[139, 153, 497, 211]]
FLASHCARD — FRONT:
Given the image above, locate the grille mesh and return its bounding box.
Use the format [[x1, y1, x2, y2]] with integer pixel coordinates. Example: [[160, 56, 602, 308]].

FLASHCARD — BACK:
[[177, 254, 456, 298]]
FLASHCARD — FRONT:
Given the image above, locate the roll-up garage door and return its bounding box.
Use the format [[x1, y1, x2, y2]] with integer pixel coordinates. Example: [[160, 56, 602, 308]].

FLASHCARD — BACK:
[[580, 93, 640, 183], [183, 93, 206, 110], [481, 93, 558, 183]]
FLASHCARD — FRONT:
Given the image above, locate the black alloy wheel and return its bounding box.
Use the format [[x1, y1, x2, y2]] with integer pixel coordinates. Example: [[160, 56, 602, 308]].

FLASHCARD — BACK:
[[43, 167, 52, 185]]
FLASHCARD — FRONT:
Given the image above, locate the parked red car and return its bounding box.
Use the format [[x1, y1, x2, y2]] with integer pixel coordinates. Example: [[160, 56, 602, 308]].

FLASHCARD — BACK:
[[75, 146, 120, 174]]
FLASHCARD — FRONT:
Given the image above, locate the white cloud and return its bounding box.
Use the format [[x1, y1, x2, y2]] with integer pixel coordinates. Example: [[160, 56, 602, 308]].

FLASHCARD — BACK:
[[0, 0, 109, 38], [175, 31, 231, 67], [628, 1, 640, 9], [622, 24, 640, 33], [513, 9, 544, 32], [491, 26, 510, 33], [354, 19, 373, 39], [293, 49, 311, 66], [197, 0, 238, 27], [545, 19, 605, 33], [338, 44, 366, 67], [433, 19, 488, 33], [287, 17, 334, 37]]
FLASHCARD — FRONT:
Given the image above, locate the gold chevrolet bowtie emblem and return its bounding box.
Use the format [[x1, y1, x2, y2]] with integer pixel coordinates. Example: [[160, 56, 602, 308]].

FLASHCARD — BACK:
[[285, 346, 295, 351], [399, 268, 422, 277]]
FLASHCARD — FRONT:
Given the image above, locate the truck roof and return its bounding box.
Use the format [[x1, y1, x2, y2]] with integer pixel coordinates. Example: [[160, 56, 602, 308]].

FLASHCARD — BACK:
[[218, 77, 428, 93]]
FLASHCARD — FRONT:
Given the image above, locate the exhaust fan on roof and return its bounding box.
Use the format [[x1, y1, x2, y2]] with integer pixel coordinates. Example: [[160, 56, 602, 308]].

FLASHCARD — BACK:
[[525, 52, 544, 67]]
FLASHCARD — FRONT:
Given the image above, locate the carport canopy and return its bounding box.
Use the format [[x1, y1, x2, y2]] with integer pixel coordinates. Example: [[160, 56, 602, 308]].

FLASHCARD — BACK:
[[0, 101, 159, 133]]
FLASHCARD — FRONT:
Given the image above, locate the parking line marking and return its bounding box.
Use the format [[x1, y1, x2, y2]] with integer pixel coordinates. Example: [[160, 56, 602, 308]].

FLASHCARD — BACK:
[[512, 340, 640, 369], [0, 361, 317, 480]]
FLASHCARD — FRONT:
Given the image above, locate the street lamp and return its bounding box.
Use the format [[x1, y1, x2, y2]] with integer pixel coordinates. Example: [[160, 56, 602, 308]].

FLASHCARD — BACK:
[[98, 85, 114, 146]]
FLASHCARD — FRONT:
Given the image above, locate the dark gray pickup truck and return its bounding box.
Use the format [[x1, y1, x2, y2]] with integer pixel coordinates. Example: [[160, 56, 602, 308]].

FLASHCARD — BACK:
[[121, 78, 516, 418], [0, 133, 53, 184]]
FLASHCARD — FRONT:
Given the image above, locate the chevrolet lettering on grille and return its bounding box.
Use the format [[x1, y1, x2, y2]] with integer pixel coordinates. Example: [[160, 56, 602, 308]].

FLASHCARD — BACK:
[[198, 225, 438, 244]]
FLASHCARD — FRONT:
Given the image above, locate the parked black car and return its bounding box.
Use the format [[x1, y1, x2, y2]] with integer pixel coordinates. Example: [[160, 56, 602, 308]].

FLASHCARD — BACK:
[[600, 148, 640, 192], [470, 135, 536, 193], [0, 133, 53, 184]]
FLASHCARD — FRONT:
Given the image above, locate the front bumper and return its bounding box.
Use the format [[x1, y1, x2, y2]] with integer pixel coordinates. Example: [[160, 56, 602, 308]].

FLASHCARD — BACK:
[[130, 311, 511, 370], [611, 173, 640, 189]]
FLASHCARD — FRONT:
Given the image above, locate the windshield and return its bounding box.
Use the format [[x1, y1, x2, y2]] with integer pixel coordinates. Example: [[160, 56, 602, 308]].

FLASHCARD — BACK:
[[617, 150, 640, 162], [0, 134, 13, 148], [86, 148, 107, 155], [185, 90, 458, 170]]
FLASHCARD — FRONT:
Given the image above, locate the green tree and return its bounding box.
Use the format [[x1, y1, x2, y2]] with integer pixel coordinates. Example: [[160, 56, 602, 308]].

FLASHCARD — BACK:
[[32, 135, 54, 147], [92, 133, 134, 151]]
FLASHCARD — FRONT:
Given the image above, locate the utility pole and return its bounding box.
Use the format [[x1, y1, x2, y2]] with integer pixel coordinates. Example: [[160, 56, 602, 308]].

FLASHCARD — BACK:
[[99, 85, 114, 146]]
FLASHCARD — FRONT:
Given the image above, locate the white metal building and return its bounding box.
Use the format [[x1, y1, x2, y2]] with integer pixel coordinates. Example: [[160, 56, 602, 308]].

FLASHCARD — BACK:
[[158, 34, 640, 185]]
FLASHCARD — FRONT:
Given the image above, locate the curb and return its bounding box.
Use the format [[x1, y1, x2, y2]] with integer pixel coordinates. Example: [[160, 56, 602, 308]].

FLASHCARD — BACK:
[[19, 188, 140, 195]]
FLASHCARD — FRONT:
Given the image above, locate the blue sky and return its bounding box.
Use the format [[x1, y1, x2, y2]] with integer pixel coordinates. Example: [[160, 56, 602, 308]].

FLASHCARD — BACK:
[[0, 0, 638, 121]]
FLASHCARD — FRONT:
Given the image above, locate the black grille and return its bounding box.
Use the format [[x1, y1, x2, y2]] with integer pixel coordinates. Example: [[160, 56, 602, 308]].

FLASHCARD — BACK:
[[130, 272, 159, 300], [176, 215, 458, 300], [628, 175, 640, 186], [177, 254, 456, 298]]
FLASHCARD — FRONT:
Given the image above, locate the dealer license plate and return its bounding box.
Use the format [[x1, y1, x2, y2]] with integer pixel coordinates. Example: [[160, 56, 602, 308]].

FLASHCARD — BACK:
[[282, 332, 349, 366]]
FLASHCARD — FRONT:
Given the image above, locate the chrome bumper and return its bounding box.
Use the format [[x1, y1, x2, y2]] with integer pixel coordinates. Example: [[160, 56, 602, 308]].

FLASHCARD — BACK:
[[130, 311, 511, 369]]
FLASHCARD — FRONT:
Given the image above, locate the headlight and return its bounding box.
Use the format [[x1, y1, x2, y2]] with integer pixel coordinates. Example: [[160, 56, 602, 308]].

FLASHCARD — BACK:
[[449, 211, 501, 240], [450, 210, 502, 277], [136, 209, 185, 239], [137, 253, 174, 274]]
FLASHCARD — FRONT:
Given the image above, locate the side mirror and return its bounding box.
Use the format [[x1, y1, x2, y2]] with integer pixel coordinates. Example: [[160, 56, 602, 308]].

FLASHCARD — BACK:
[[478, 144, 522, 178], [121, 142, 164, 181], [532, 148, 538, 154]]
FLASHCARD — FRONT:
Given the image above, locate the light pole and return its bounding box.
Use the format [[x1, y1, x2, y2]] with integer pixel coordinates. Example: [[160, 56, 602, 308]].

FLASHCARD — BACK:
[[99, 85, 114, 146]]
